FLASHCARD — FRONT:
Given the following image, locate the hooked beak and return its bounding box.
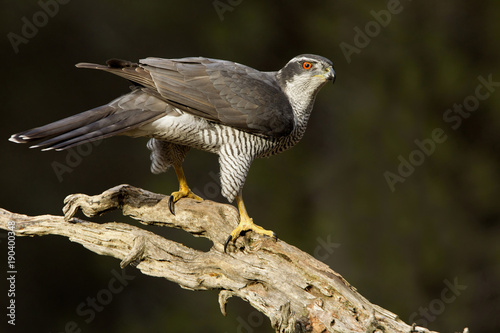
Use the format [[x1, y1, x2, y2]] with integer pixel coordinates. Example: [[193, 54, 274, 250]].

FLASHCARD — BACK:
[[324, 66, 336, 84]]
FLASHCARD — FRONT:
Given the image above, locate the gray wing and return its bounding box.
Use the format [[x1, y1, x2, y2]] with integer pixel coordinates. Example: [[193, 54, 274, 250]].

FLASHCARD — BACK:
[[140, 57, 295, 137]]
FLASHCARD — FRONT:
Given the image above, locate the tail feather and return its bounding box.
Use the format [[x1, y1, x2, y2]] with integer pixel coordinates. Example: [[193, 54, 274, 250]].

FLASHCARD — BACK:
[[33, 109, 163, 151], [9, 105, 115, 144], [10, 93, 166, 151], [10, 62, 168, 152]]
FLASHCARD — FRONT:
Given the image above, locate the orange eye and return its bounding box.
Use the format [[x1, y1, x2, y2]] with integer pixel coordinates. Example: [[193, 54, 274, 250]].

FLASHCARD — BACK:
[[302, 61, 312, 70]]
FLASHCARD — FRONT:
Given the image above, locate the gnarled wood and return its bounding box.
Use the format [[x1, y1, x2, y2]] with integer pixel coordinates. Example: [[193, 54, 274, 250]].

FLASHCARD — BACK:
[[0, 184, 466, 333]]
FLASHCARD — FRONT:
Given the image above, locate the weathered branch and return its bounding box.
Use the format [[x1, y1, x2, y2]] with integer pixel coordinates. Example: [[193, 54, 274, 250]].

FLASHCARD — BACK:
[[0, 184, 467, 332]]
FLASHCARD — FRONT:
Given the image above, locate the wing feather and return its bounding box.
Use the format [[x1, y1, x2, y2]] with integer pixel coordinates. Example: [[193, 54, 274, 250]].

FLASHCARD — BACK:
[[140, 57, 294, 137], [77, 57, 295, 137]]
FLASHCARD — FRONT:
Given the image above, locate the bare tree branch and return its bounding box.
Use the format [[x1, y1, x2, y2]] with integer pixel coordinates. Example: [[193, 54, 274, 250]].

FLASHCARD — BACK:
[[0, 184, 467, 333]]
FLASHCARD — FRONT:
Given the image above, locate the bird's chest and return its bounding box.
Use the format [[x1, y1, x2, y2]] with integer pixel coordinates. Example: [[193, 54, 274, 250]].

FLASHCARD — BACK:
[[255, 125, 306, 158]]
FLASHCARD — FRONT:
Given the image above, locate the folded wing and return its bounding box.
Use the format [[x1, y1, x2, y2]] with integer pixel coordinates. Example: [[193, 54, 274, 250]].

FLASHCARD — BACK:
[[141, 57, 294, 137]]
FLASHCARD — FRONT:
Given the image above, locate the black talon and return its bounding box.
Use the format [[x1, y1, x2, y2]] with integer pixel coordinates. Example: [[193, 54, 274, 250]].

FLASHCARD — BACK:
[[272, 232, 278, 241], [168, 196, 176, 215], [223, 235, 233, 253]]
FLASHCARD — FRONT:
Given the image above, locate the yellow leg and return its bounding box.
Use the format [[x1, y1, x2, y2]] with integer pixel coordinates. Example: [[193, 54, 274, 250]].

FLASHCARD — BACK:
[[168, 165, 203, 214], [224, 194, 277, 252]]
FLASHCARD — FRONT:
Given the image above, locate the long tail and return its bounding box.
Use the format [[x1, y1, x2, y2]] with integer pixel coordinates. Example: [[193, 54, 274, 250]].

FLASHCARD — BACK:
[[9, 88, 166, 151]]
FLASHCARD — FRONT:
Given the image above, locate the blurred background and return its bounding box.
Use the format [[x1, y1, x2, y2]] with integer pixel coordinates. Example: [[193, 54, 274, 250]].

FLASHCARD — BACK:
[[1, 0, 499, 332]]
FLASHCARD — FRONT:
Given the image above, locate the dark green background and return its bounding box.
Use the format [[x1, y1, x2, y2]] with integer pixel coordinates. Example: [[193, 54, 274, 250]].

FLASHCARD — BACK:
[[2, 0, 499, 332]]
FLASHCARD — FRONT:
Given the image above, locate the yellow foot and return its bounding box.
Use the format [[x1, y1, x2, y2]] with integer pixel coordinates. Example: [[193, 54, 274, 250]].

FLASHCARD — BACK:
[[169, 164, 203, 215], [168, 188, 202, 215], [224, 216, 277, 252]]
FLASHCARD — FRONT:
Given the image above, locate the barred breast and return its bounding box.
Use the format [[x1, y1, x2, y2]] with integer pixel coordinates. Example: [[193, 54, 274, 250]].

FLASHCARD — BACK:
[[141, 105, 310, 202]]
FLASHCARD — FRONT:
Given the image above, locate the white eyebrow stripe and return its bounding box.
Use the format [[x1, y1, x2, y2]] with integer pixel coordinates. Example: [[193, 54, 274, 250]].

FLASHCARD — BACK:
[[293, 57, 317, 63]]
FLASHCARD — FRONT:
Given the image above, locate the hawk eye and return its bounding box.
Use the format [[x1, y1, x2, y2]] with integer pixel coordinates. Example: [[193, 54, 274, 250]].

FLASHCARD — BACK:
[[302, 61, 312, 70]]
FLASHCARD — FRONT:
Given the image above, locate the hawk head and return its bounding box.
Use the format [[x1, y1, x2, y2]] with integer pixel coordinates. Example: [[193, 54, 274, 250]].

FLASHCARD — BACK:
[[276, 54, 335, 111]]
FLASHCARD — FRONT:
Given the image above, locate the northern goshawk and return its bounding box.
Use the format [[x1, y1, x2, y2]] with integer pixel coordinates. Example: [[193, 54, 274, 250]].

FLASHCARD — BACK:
[[10, 54, 335, 251]]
